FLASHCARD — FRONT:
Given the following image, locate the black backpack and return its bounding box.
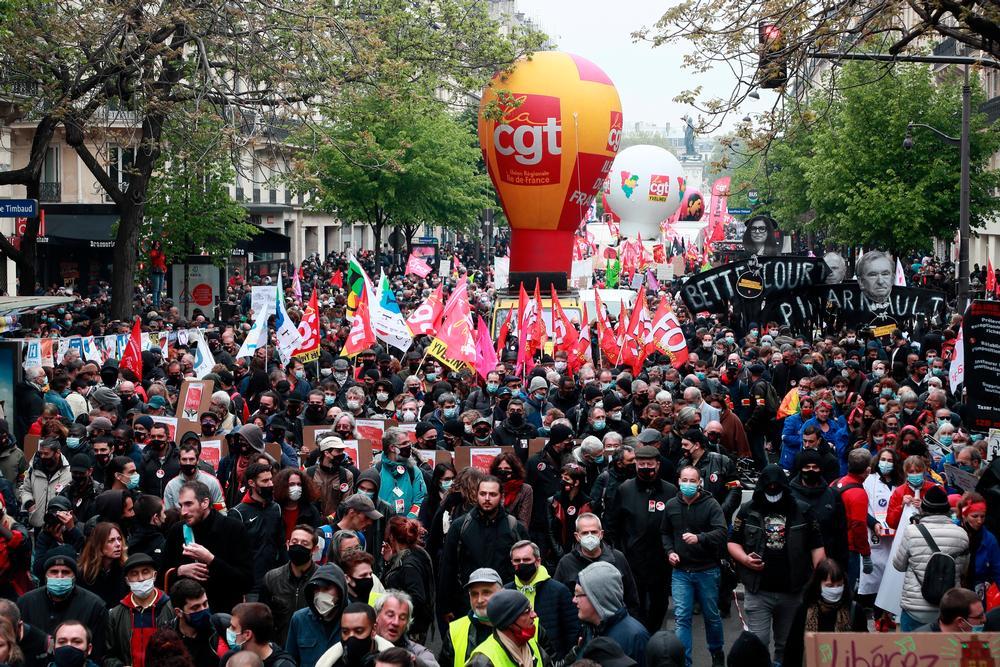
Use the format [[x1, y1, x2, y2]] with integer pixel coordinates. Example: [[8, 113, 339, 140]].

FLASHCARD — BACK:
[[915, 523, 956, 605]]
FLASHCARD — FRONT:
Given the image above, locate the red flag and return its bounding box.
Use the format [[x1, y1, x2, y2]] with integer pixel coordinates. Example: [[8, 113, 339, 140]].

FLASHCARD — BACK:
[[568, 302, 592, 373], [121, 317, 143, 381], [432, 281, 476, 367], [474, 316, 500, 381], [593, 290, 618, 364], [405, 285, 443, 337], [618, 291, 651, 374], [292, 289, 321, 362], [405, 252, 432, 278], [515, 282, 535, 377], [496, 307, 513, 357], [648, 298, 690, 368], [342, 289, 376, 357], [527, 279, 547, 357], [988, 258, 996, 295], [550, 285, 578, 354]]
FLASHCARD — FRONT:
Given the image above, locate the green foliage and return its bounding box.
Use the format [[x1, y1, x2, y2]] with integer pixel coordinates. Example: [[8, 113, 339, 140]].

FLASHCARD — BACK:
[[145, 111, 257, 267], [728, 63, 1000, 255], [294, 91, 492, 246]]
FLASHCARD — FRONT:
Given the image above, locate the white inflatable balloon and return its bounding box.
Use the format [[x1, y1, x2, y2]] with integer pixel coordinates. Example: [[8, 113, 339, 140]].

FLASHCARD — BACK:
[[606, 145, 685, 239]]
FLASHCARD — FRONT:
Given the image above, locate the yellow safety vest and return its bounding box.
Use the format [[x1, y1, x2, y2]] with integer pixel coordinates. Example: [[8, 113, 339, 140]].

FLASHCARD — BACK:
[[449, 616, 474, 667], [468, 632, 541, 667]]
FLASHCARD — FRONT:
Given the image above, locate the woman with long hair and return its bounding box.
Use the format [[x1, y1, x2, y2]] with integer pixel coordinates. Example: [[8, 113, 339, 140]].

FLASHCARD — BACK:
[[417, 462, 456, 530], [957, 491, 1000, 602], [272, 468, 322, 539], [79, 521, 128, 608], [0, 616, 24, 666], [381, 516, 434, 641], [783, 559, 867, 667], [858, 447, 904, 630], [427, 466, 484, 564], [490, 452, 533, 528], [0, 495, 29, 600]]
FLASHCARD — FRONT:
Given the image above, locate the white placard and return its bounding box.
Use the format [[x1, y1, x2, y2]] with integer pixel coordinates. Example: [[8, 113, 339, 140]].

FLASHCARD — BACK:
[[251, 286, 276, 318], [493, 257, 509, 289]]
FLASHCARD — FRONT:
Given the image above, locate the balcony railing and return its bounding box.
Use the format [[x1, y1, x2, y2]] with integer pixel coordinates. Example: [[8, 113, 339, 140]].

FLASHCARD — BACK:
[[39, 181, 61, 202]]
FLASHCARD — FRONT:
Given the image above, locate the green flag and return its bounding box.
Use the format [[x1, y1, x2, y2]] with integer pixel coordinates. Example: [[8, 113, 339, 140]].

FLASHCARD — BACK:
[[606, 259, 620, 288]]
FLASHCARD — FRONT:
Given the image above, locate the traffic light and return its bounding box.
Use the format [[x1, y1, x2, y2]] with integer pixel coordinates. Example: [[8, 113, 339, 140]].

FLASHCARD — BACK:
[[758, 22, 788, 89]]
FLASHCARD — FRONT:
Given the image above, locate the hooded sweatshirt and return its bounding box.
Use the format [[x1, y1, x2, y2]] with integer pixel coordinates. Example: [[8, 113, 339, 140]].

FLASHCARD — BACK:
[[577, 561, 649, 666], [285, 564, 347, 667], [644, 630, 686, 667]]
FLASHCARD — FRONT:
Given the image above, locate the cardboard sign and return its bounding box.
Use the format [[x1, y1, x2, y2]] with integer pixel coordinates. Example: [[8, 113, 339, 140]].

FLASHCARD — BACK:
[[200, 437, 224, 472], [150, 415, 179, 444], [528, 438, 547, 459], [177, 379, 213, 422], [988, 428, 1000, 463], [803, 631, 1000, 666], [356, 419, 387, 444], [23, 434, 40, 462], [416, 449, 454, 468], [944, 463, 979, 493], [454, 446, 512, 473]]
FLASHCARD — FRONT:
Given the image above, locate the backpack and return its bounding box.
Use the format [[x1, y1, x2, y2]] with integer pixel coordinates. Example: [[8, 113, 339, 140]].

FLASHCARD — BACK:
[[915, 523, 956, 605]]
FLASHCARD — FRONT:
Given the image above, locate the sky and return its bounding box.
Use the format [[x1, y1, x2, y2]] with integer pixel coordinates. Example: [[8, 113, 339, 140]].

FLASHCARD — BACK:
[[517, 0, 771, 137]]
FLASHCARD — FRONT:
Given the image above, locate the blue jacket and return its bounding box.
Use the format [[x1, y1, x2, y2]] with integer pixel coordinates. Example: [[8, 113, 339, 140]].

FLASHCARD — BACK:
[[801, 416, 849, 474], [780, 413, 807, 470], [44, 391, 74, 421], [376, 458, 427, 518], [972, 528, 1000, 589], [285, 564, 346, 667], [580, 607, 649, 666]]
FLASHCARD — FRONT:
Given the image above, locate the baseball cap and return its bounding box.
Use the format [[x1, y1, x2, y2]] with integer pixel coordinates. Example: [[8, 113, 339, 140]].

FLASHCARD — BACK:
[[342, 494, 384, 520], [466, 568, 503, 588], [69, 454, 92, 473], [319, 436, 346, 452]]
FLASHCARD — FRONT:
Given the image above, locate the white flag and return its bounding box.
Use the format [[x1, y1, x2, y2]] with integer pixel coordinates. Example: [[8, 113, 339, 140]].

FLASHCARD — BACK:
[[191, 330, 217, 379], [274, 268, 303, 364], [373, 270, 413, 353], [949, 325, 964, 394], [894, 258, 907, 287], [237, 301, 272, 360]]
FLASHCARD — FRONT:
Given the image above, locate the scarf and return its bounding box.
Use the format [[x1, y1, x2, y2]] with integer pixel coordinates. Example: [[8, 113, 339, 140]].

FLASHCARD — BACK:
[[496, 629, 534, 667], [804, 602, 851, 633], [503, 480, 523, 510]]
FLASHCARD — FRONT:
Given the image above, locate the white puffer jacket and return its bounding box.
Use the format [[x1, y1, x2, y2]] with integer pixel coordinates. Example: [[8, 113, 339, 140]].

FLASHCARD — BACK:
[[893, 514, 970, 616]]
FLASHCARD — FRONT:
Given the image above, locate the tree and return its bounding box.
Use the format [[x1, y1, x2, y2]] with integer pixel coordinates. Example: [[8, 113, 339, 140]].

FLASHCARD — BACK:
[[0, 0, 543, 316], [295, 90, 492, 262], [639, 1, 1000, 151], [145, 110, 258, 266], [728, 62, 1000, 254]]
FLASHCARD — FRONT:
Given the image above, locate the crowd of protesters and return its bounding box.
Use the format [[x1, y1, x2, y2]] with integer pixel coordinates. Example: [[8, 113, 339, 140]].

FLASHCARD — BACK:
[[0, 243, 993, 667]]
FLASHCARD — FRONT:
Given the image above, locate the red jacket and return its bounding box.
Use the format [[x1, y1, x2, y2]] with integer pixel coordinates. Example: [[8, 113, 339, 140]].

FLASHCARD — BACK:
[[886, 478, 938, 530], [832, 474, 871, 557]]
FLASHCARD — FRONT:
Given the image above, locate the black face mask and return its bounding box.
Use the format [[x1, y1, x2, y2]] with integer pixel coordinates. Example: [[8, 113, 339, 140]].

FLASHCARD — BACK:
[[352, 576, 374, 602], [396, 446, 412, 460], [256, 486, 274, 503], [306, 405, 324, 418], [508, 413, 524, 427], [515, 562, 538, 582], [622, 463, 636, 478], [200, 423, 218, 436], [288, 543, 313, 566], [343, 635, 373, 667], [180, 464, 198, 477], [496, 469, 513, 482], [636, 467, 657, 482], [800, 469, 822, 486], [95, 454, 111, 467]]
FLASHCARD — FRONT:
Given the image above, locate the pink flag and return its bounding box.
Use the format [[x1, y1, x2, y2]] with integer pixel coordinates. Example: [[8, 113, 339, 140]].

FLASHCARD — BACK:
[[405, 252, 432, 278], [292, 267, 302, 303], [474, 316, 499, 380], [894, 258, 907, 287]]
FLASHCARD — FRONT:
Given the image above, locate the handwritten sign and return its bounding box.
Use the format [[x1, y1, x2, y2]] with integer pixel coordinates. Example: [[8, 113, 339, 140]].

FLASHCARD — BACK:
[[805, 631, 1000, 666], [944, 463, 980, 493]]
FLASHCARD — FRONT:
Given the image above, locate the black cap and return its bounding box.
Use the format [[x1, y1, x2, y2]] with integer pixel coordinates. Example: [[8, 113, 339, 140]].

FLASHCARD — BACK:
[[547, 423, 574, 446], [123, 552, 156, 575], [69, 454, 93, 472]]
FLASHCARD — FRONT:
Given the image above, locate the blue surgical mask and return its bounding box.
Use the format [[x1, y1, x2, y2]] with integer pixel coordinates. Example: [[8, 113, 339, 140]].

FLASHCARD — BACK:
[[443, 407, 459, 419], [425, 372, 437, 382], [803, 364, 813, 372], [65, 437, 81, 450], [594, 456, 605, 464], [907, 473, 924, 488], [46, 576, 74, 597], [225, 627, 245, 650], [939, 435, 953, 446], [878, 461, 893, 475], [602, 382, 613, 392], [324, 395, 335, 407], [696, 372, 706, 381], [679, 482, 698, 498], [440, 480, 453, 492], [486, 383, 499, 394], [593, 420, 606, 431], [127, 472, 140, 490]]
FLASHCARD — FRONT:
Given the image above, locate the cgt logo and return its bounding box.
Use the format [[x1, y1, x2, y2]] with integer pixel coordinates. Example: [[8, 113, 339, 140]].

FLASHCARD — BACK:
[[607, 110, 623, 152], [493, 93, 562, 169]]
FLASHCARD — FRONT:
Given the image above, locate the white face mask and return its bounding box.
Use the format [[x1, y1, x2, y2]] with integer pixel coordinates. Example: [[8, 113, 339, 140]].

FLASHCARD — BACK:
[[765, 491, 783, 503], [128, 577, 155, 598], [314, 591, 339, 619], [288, 486, 303, 501], [554, 361, 567, 372], [376, 392, 389, 403], [820, 585, 844, 603], [346, 400, 360, 411], [579, 534, 601, 552]]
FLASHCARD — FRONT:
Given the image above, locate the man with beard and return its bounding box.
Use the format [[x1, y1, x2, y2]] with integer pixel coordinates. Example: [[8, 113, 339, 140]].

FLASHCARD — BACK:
[[137, 422, 180, 497], [492, 399, 538, 463], [729, 465, 825, 665], [19, 439, 71, 530], [549, 376, 579, 414], [590, 444, 635, 520], [373, 428, 426, 520], [316, 602, 393, 667], [605, 446, 678, 632]]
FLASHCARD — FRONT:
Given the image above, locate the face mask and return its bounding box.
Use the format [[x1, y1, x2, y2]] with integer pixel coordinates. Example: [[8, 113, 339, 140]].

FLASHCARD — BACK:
[[511, 623, 536, 643], [314, 591, 339, 619], [46, 576, 74, 597], [186, 608, 212, 631], [128, 577, 155, 598], [636, 467, 657, 481], [907, 473, 924, 488], [696, 372, 706, 381], [515, 562, 537, 581], [288, 544, 313, 566], [960, 464, 978, 474], [532, 392, 546, 403], [800, 469, 822, 486], [833, 359, 845, 369], [877, 460, 894, 475], [496, 469, 513, 482], [443, 407, 459, 419], [399, 410, 417, 423], [801, 409, 814, 419], [295, 370, 306, 380], [579, 534, 601, 551], [52, 646, 87, 667], [346, 400, 360, 411], [486, 383, 499, 394], [623, 463, 636, 478], [376, 392, 389, 403], [256, 486, 273, 502], [554, 361, 567, 372], [873, 435, 885, 446], [937, 419, 950, 429], [803, 364, 813, 372], [939, 435, 953, 446], [425, 372, 438, 382], [180, 464, 197, 477], [841, 369, 850, 378], [820, 585, 844, 604], [609, 411, 622, 421], [873, 369, 884, 378], [225, 627, 246, 650], [834, 390, 846, 399], [289, 485, 303, 501], [352, 576, 374, 602], [65, 437, 81, 450], [679, 482, 698, 498], [320, 368, 332, 377], [592, 420, 606, 431], [765, 491, 783, 503], [508, 413, 524, 427], [127, 473, 140, 490], [594, 455, 605, 464], [343, 635, 372, 664], [440, 479, 453, 492], [396, 446, 411, 460]]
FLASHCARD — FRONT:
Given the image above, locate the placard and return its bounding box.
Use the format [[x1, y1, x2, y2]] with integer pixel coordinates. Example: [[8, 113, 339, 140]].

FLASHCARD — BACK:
[[150, 415, 179, 444], [964, 300, 1000, 431], [177, 379, 213, 422], [528, 438, 547, 459], [23, 434, 39, 461], [356, 419, 387, 444], [453, 446, 512, 473], [251, 286, 276, 318], [416, 449, 453, 468], [804, 631, 1000, 666], [988, 428, 1000, 463], [943, 463, 979, 493], [200, 437, 224, 472]]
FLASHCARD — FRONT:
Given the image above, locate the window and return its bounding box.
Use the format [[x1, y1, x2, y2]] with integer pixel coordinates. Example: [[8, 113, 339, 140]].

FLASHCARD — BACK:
[[108, 145, 136, 194]]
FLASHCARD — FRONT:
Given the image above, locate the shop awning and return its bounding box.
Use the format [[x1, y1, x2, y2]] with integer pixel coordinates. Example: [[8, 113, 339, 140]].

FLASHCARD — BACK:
[[0, 296, 75, 316]]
